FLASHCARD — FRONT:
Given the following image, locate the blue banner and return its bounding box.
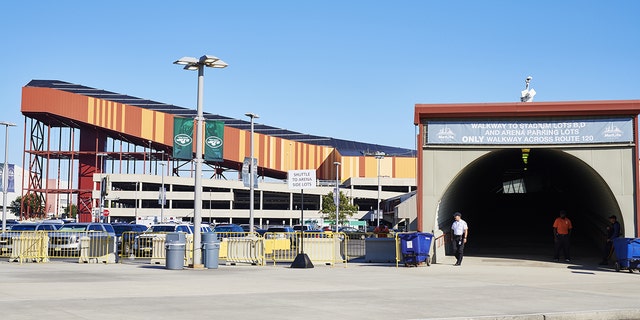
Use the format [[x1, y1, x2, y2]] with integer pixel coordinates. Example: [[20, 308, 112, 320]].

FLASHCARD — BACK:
[[0, 163, 15, 193], [426, 118, 634, 146]]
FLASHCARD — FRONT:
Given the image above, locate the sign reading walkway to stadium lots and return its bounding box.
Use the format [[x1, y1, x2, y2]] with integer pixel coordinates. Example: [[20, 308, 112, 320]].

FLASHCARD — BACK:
[[288, 170, 316, 190], [173, 117, 224, 161], [425, 117, 634, 146]]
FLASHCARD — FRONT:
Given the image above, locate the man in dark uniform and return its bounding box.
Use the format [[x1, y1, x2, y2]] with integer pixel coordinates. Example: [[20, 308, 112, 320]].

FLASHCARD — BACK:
[[600, 215, 620, 265]]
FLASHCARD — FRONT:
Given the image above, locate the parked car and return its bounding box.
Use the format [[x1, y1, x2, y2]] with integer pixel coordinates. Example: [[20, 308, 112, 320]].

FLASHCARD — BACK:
[[133, 223, 211, 257], [49, 223, 116, 257], [265, 226, 296, 247], [339, 226, 367, 239], [0, 222, 63, 254], [239, 224, 261, 233], [0, 219, 20, 230], [12, 223, 62, 231], [293, 225, 321, 232], [213, 224, 244, 236], [111, 223, 148, 255]]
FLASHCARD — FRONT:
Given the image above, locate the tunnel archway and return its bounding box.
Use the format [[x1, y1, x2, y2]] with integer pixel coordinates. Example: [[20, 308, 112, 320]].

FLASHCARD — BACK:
[[436, 148, 624, 260]]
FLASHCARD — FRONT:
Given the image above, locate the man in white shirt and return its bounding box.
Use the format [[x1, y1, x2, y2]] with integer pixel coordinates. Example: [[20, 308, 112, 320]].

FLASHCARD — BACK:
[[451, 212, 468, 266]]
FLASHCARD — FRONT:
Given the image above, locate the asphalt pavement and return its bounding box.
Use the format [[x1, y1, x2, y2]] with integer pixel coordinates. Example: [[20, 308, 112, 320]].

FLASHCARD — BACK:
[[1, 255, 639, 320]]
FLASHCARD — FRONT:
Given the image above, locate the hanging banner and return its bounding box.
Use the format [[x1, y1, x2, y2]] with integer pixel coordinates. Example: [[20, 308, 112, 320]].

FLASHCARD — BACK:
[[205, 120, 224, 162], [173, 117, 194, 160], [0, 163, 14, 193], [242, 157, 259, 188]]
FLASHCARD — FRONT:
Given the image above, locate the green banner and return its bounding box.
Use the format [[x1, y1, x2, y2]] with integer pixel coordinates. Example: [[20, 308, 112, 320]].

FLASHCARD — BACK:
[[205, 120, 224, 162], [173, 117, 194, 160]]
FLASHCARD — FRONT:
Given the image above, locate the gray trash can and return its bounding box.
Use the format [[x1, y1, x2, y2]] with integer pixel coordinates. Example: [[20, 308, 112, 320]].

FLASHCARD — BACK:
[[165, 232, 186, 270], [202, 232, 220, 269]]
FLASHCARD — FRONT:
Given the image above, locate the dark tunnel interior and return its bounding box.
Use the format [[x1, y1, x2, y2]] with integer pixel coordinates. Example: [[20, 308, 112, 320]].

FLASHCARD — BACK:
[[437, 148, 624, 261]]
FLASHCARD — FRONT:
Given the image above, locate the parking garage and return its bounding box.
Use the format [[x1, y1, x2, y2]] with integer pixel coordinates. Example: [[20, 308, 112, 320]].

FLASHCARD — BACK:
[[414, 100, 640, 262]]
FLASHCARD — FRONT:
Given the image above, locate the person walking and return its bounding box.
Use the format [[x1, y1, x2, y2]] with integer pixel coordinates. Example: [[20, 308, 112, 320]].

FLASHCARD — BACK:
[[553, 210, 573, 262], [599, 215, 620, 265], [451, 212, 468, 266]]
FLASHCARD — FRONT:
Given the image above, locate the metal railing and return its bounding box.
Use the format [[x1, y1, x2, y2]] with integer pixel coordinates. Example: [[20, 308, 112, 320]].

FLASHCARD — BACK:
[[0, 230, 117, 263], [1, 230, 370, 267]]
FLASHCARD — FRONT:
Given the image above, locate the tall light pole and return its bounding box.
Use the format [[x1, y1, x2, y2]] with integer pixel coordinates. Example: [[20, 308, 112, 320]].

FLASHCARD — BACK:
[[159, 162, 166, 223], [245, 112, 259, 233], [333, 161, 341, 233], [174, 54, 228, 267], [374, 151, 385, 227], [97, 152, 107, 223], [1, 122, 16, 232]]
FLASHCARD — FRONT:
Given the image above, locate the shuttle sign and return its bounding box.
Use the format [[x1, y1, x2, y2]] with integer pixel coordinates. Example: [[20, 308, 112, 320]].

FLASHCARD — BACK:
[[288, 170, 316, 190], [426, 118, 634, 146]]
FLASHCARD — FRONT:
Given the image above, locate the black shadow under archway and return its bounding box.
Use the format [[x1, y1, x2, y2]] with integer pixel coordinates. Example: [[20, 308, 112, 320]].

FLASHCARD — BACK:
[[436, 148, 623, 261]]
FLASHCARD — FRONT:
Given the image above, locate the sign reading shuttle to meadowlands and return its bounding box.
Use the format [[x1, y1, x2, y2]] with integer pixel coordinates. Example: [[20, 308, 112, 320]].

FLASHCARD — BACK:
[[425, 117, 634, 146], [288, 170, 317, 190]]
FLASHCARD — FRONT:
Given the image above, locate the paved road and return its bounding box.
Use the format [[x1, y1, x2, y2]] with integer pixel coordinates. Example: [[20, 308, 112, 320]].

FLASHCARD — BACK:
[[1, 255, 639, 320]]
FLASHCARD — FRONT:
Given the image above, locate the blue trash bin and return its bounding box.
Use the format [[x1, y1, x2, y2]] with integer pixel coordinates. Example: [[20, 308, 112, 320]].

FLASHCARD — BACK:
[[613, 238, 640, 272], [398, 232, 433, 267]]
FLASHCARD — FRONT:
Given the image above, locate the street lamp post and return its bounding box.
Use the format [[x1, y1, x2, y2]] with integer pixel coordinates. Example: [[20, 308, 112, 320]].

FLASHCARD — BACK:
[[97, 152, 107, 223], [1, 122, 16, 232], [374, 151, 385, 227], [174, 55, 227, 267], [159, 162, 166, 223], [333, 161, 341, 233], [245, 113, 259, 233]]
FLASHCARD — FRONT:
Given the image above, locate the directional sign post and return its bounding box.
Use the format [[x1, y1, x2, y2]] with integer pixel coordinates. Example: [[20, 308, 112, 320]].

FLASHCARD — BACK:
[[288, 169, 316, 269]]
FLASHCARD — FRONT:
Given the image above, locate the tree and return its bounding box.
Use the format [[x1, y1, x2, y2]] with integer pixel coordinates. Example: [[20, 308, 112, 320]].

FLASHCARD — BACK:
[[320, 191, 358, 225], [9, 193, 45, 219], [63, 204, 78, 219]]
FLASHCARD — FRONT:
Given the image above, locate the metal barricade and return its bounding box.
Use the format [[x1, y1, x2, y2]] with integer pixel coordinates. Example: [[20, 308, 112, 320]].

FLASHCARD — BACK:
[[225, 235, 265, 265], [150, 236, 168, 264], [118, 231, 143, 258], [265, 232, 346, 266], [9, 231, 49, 263], [341, 232, 368, 260], [49, 231, 114, 262], [78, 233, 116, 264], [214, 232, 261, 265], [0, 231, 20, 258]]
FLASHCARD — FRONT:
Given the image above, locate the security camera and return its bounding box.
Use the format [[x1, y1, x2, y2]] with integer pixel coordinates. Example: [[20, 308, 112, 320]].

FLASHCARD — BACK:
[[526, 76, 532, 81]]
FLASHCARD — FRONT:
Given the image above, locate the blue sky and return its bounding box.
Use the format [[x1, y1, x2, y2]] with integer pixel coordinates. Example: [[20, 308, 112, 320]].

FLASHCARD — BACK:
[[1, 1, 638, 167]]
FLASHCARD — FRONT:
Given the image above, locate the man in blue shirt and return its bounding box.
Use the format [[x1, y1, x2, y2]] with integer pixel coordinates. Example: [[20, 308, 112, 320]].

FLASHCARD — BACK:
[[600, 215, 620, 265]]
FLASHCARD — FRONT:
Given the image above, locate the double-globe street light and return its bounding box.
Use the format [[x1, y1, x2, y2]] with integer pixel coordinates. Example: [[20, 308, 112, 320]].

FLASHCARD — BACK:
[[174, 55, 227, 267], [1, 121, 16, 232]]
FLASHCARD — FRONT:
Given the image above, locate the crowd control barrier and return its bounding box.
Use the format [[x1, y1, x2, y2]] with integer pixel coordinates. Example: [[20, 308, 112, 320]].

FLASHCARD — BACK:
[[49, 231, 115, 262], [79, 235, 117, 264], [8, 231, 49, 263]]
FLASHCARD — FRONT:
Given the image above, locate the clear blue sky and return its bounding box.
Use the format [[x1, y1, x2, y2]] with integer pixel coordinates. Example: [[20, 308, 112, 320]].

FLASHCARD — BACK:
[[1, 1, 638, 168]]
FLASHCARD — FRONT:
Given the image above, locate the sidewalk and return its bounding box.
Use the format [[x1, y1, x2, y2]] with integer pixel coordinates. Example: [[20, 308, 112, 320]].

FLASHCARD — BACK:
[[0, 256, 639, 320]]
